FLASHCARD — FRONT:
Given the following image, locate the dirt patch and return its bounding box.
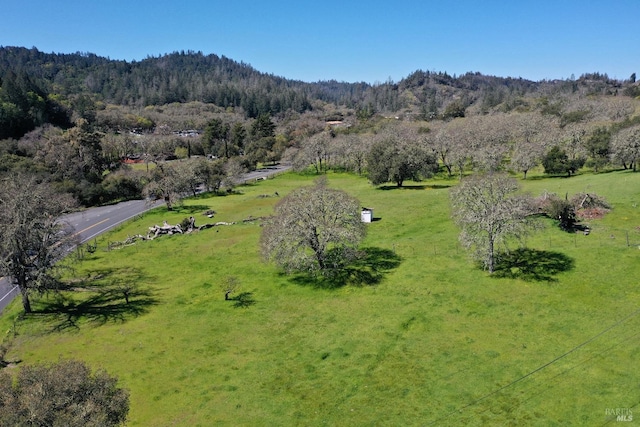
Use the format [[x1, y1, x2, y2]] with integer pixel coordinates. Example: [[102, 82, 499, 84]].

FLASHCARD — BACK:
[[576, 207, 609, 220]]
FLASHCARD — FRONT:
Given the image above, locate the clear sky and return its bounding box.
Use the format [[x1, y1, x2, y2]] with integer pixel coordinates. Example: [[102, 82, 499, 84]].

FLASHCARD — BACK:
[[1, 0, 638, 84]]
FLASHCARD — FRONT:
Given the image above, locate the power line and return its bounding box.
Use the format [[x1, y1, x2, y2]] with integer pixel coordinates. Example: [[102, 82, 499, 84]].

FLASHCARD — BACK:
[[428, 306, 640, 425], [509, 328, 640, 410]]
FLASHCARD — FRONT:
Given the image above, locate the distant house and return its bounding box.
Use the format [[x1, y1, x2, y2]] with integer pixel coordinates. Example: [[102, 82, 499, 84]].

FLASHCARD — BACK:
[[173, 129, 201, 137]]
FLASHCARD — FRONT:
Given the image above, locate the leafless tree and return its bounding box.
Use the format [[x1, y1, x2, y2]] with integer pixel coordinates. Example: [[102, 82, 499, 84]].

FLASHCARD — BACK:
[[450, 173, 537, 273], [469, 115, 510, 172], [261, 177, 366, 275], [289, 131, 332, 173], [444, 118, 475, 178], [561, 123, 589, 163], [223, 157, 248, 189], [611, 124, 640, 171], [144, 161, 191, 210], [0, 174, 77, 313], [592, 96, 635, 122], [509, 113, 560, 178], [222, 276, 240, 300], [330, 133, 372, 175], [433, 120, 458, 177]]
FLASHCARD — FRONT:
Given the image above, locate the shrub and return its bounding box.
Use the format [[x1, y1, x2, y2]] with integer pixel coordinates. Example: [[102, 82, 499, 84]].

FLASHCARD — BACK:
[[0, 360, 129, 426]]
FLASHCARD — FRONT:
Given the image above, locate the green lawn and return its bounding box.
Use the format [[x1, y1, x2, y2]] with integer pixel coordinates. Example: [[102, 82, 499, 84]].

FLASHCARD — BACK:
[[1, 170, 639, 426]]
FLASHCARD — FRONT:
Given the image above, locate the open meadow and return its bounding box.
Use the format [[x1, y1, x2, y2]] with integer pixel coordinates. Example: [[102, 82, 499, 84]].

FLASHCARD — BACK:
[[1, 170, 639, 426]]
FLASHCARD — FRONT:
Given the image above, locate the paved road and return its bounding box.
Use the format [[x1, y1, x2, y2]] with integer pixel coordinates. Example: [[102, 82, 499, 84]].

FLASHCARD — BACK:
[[0, 199, 164, 314], [0, 164, 290, 314]]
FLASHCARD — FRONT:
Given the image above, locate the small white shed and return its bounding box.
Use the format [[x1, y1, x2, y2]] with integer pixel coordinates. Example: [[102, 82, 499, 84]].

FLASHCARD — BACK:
[[361, 207, 373, 223]]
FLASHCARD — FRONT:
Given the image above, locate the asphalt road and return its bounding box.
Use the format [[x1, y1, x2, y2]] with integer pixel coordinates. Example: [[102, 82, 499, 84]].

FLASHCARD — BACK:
[[0, 164, 290, 314]]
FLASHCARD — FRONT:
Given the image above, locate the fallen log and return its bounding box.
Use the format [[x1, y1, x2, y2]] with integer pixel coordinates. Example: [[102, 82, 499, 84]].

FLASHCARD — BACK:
[[107, 219, 235, 248], [147, 220, 183, 239]]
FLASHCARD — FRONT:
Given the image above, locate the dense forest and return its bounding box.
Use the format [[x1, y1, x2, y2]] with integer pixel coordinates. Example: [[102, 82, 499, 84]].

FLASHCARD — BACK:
[[1, 46, 639, 206]]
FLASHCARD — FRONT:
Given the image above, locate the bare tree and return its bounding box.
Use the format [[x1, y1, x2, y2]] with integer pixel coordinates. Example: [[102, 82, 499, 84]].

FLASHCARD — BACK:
[[591, 96, 635, 122], [343, 133, 372, 175], [433, 120, 460, 177], [193, 158, 225, 194], [611, 124, 640, 171], [144, 161, 193, 210], [261, 177, 366, 275], [222, 276, 240, 300], [223, 157, 248, 190], [470, 115, 510, 172], [449, 118, 477, 179], [509, 113, 559, 179], [561, 123, 589, 162], [0, 174, 77, 313], [450, 173, 537, 273], [289, 131, 332, 173]]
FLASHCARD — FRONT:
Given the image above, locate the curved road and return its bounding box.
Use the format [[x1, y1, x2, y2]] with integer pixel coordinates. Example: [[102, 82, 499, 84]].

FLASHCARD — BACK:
[[0, 164, 290, 314]]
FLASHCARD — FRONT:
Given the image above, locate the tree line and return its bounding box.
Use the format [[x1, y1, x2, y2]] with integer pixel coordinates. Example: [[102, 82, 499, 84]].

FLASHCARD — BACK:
[[0, 47, 313, 118], [285, 105, 639, 186], [3, 46, 638, 131]]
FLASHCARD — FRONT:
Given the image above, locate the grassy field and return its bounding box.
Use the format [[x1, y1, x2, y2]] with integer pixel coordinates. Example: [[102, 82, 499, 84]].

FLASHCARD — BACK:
[[1, 169, 639, 426]]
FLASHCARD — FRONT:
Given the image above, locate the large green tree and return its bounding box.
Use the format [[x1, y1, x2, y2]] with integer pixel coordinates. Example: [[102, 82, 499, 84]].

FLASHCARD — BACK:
[[230, 122, 247, 155], [542, 146, 585, 177], [367, 133, 438, 187], [202, 118, 231, 158], [584, 127, 611, 172], [245, 113, 277, 166], [0, 70, 71, 140]]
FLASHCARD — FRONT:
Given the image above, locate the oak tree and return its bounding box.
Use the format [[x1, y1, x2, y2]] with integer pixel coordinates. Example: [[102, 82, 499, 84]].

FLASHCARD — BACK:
[[366, 126, 438, 187], [144, 161, 192, 210], [611, 124, 640, 171], [261, 178, 365, 275], [509, 113, 558, 179], [0, 360, 129, 426], [0, 174, 77, 313], [450, 173, 536, 273]]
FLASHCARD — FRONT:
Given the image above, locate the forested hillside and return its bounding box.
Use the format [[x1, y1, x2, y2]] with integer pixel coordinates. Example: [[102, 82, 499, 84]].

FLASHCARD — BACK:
[[1, 45, 639, 207], [2, 46, 638, 134]]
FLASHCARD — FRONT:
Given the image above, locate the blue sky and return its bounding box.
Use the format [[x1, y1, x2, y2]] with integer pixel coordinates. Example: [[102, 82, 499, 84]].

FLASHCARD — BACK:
[[2, 0, 638, 83]]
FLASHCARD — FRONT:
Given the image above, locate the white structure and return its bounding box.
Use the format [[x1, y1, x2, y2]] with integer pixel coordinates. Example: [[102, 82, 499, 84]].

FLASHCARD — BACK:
[[361, 207, 373, 223]]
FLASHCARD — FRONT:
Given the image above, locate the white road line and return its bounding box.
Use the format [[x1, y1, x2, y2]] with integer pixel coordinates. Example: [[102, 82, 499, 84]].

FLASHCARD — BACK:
[[0, 285, 18, 303]]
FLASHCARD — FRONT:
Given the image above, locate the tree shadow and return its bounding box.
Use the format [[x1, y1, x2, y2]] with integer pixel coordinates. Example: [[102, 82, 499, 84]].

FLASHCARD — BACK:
[[174, 204, 211, 214], [568, 223, 590, 234], [493, 248, 575, 282], [290, 247, 402, 289], [379, 184, 428, 190], [34, 267, 159, 331], [229, 292, 256, 308], [378, 184, 452, 191]]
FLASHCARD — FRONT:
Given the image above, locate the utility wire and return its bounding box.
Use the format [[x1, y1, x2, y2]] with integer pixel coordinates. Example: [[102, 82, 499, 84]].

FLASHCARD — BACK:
[[428, 306, 640, 425], [510, 328, 640, 410]]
